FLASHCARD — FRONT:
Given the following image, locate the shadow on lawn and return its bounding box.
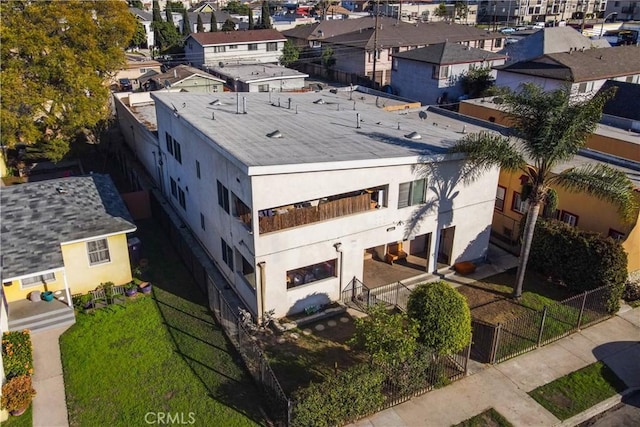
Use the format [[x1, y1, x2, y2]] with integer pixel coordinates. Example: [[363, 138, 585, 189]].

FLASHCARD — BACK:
[[135, 220, 268, 425]]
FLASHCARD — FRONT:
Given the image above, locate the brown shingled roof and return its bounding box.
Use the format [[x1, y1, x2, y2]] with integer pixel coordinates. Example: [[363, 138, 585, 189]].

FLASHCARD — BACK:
[[188, 29, 285, 46]]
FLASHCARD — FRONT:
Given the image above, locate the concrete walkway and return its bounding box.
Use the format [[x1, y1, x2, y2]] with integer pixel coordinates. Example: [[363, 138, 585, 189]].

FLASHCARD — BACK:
[[349, 305, 640, 427], [31, 325, 71, 427]]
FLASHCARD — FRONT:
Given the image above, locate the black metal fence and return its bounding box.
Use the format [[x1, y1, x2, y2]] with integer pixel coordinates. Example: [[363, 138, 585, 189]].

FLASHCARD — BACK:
[[341, 277, 413, 312], [470, 284, 614, 364], [150, 192, 291, 425]]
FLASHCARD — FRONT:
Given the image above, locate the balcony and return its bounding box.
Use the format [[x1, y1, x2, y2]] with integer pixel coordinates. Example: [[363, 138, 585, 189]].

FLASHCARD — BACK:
[[259, 189, 384, 234]]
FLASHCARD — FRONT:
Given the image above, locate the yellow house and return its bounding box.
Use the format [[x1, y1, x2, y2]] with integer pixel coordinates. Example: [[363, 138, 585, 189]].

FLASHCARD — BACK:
[[0, 174, 136, 331], [459, 97, 640, 274]]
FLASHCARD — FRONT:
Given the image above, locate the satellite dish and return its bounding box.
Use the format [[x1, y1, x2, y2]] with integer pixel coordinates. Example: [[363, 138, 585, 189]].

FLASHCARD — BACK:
[[418, 111, 427, 120], [164, 79, 171, 88], [219, 61, 225, 68]]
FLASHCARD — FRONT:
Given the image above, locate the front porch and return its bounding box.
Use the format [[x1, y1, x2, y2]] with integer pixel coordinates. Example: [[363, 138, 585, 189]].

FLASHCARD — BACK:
[[7, 297, 75, 333], [363, 256, 439, 289]]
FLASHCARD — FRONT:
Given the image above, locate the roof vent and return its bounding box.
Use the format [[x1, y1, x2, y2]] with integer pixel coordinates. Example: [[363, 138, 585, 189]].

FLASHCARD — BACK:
[[209, 99, 222, 105], [313, 98, 325, 104], [267, 130, 282, 138], [405, 131, 421, 140], [56, 187, 67, 194]]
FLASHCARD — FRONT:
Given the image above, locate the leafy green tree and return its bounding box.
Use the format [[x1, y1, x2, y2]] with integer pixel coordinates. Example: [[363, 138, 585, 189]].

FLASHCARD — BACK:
[[454, 1, 468, 21], [449, 83, 637, 299], [223, 1, 250, 15], [260, 1, 272, 29], [322, 46, 336, 67], [434, 2, 449, 21], [1, 0, 136, 161], [279, 40, 300, 66], [196, 14, 204, 32], [406, 281, 471, 354], [167, 1, 185, 12], [182, 9, 191, 36], [210, 11, 218, 32], [130, 21, 148, 48], [221, 19, 236, 31], [460, 67, 495, 98], [349, 303, 419, 366], [153, 21, 181, 51], [128, 0, 143, 8], [165, 2, 172, 22]]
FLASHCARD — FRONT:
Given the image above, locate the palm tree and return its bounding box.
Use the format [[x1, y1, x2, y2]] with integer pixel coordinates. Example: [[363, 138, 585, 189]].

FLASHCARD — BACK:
[[449, 83, 637, 299]]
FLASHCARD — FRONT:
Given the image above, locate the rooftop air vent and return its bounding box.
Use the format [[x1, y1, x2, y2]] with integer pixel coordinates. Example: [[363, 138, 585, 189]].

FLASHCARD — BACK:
[[267, 130, 282, 138], [313, 99, 325, 104], [405, 131, 421, 140], [56, 187, 67, 194], [493, 97, 504, 104], [209, 99, 222, 105]]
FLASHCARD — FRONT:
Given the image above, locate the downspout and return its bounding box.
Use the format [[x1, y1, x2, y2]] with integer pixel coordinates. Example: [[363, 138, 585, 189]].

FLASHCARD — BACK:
[[257, 261, 266, 324], [333, 243, 343, 294]]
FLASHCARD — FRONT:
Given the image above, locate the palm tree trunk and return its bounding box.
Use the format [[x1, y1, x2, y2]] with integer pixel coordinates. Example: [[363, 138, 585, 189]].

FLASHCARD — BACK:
[[513, 201, 541, 298]]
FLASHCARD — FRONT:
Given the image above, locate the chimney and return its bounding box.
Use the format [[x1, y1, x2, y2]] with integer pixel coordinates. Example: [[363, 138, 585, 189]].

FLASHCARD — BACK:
[[243, 97, 247, 114], [356, 113, 361, 129]]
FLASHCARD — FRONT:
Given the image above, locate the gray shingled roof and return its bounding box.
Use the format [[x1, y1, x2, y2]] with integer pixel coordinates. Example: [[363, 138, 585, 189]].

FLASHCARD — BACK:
[[393, 42, 507, 65], [1, 174, 136, 280], [151, 64, 225, 87], [499, 27, 610, 63], [495, 45, 640, 82], [600, 80, 640, 121]]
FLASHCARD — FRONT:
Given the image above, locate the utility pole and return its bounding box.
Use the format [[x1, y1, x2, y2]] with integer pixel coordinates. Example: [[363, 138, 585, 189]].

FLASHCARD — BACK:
[[372, 0, 380, 89], [580, 0, 588, 35]]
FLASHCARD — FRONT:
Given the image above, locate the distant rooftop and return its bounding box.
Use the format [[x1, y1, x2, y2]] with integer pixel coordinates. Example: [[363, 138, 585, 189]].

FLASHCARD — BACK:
[[206, 63, 309, 83]]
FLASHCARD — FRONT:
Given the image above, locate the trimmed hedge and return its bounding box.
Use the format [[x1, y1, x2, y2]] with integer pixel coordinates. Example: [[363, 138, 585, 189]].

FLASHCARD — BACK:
[[528, 219, 627, 312], [290, 364, 385, 427], [2, 330, 34, 379]]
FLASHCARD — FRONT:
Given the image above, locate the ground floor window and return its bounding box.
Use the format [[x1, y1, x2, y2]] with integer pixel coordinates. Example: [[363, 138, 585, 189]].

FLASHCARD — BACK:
[[286, 259, 336, 289], [237, 251, 256, 291], [21, 272, 56, 288]]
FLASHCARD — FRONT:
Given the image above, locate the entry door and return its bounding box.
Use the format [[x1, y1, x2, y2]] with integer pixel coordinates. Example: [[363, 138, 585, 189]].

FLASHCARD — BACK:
[[438, 227, 455, 266]]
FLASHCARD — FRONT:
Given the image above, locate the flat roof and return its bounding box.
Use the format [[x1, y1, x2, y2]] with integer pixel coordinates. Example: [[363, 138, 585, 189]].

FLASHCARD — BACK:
[[206, 63, 309, 83], [150, 89, 495, 174]]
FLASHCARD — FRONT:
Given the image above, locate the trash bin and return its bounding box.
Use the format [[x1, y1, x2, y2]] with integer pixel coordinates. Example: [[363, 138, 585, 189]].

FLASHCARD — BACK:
[[127, 237, 142, 264]]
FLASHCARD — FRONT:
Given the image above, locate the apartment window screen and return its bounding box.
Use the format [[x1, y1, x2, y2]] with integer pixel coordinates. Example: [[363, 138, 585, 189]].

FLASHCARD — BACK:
[[495, 186, 506, 210], [398, 179, 427, 208]]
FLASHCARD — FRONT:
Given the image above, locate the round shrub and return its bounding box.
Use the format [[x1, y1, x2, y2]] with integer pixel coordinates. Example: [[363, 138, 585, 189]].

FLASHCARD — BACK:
[[1, 375, 36, 412], [623, 281, 640, 302], [407, 281, 471, 354]]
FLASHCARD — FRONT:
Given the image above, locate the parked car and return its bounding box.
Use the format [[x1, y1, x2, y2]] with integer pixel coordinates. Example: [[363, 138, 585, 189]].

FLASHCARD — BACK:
[[500, 27, 516, 34], [118, 78, 132, 91]]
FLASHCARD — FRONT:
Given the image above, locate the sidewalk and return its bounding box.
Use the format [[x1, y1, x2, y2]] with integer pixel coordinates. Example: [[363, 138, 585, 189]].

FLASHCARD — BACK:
[[31, 325, 71, 427], [349, 305, 640, 427]]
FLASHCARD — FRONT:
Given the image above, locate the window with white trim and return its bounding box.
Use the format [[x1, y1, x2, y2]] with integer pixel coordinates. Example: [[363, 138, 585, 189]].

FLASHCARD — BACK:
[[608, 228, 625, 241], [512, 191, 528, 214], [266, 42, 277, 51], [248, 43, 258, 50], [495, 186, 506, 211], [560, 210, 579, 227], [21, 273, 56, 288], [398, 179, 427, 208], [87, 238, 111, 266], [287, 259, 336, 289]]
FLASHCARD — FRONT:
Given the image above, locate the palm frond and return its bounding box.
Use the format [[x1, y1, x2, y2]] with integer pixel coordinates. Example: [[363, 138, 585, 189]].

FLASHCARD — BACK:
[[552, 163, 639, 223], [449, 131, 525, 183]]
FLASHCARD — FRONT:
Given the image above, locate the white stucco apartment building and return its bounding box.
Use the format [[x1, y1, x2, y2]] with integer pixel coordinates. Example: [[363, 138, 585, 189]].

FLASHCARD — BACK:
[[115, 89, 501, 319]]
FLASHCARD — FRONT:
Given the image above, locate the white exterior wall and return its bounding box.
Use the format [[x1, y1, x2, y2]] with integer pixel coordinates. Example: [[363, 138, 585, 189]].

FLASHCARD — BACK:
[[393, 58, 505, 105], [245, 77, 307, 92], [185, 41, 286, 68], [495, 70, 567, 92], [153, 98, 499, 317]]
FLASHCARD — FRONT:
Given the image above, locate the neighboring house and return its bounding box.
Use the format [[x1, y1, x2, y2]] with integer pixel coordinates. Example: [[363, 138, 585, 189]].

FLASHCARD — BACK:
[[499, 27, 611, 64], [374, 2, 479, 24], [129, 7, 155, 48], [599, 79, 640, 136], [391, 42, 507, 105], [184, 29, 287, 68], [147, 64, 225, 92], [494, 45, 640, 96], [113, 55, 163, 91], [605, 1, 640, 21], [321, 5, 352, 20], [0, 175, 136, 330], [458, 95, 640, 272], [114, 89, 503, 319], [180, 11, 238, 33], [205, 63, 309, 92], [283, 17, 505, 86], [476, 0, 606, 26]]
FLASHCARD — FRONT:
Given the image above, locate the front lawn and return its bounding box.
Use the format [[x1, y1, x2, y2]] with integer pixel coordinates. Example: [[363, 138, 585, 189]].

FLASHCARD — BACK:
[[60, 220, 266, 426], [453, 408, 513, 427], [528, 361, 627, 420], [456, 269, 576, 324]]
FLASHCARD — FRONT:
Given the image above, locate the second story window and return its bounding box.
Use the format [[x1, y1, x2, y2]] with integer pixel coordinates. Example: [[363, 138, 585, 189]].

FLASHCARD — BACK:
[[267, 42, 277, 51], [170, 177, 177, 198], [166, 132, 174, 155], [398, 179, 426, 208], [495, 186, 506, 211], [174, 140, 182, 164], [217, 180, 230, 213]]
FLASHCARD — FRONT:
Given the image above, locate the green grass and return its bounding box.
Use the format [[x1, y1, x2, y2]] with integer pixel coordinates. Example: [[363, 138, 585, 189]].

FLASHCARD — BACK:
[[60, 220, 266, 426], [453, 408, 513, 427], [1, 404, 32, 427], [528, 361, 627, 421]]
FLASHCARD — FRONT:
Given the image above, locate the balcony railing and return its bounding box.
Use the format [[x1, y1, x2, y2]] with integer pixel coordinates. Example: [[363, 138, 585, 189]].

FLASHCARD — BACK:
[[259, 193, 374, 234]]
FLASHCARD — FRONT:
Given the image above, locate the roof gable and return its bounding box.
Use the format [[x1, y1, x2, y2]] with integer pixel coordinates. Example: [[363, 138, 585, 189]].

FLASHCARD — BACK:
[[394, 42, 507, 65]]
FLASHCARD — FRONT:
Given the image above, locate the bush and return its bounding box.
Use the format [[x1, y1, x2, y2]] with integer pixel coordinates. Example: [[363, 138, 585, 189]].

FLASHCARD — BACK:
[[623, 281, 640, 302], [0, 375, 36, 412], [2, 330, 34, 379], [290, 364, 385, 427], [407, 281, 471, 354], [349, 303, 418, 366], [528, 219, 627, 312]]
